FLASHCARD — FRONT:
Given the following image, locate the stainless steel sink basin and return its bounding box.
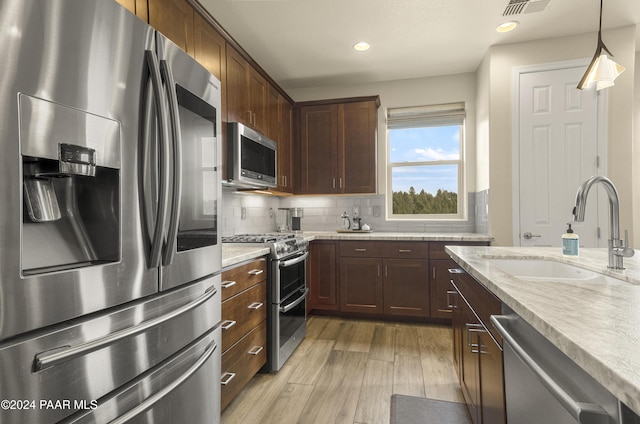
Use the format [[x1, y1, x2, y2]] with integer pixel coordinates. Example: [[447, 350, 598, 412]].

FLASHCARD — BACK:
[[484, 258, 625, 284]]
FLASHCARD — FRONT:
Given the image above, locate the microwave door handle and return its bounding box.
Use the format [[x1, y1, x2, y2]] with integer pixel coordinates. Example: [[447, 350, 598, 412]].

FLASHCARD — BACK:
[[159, 59, 183, 266], [145, 50, 171, 269]]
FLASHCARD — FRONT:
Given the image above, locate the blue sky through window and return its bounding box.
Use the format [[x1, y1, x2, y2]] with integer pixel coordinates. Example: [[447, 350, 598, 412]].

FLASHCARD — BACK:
[[389, 126, 460, 194]]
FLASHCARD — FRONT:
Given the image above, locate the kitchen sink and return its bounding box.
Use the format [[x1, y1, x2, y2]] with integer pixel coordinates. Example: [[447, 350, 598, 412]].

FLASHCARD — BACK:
[[484, 258, 626, 284]]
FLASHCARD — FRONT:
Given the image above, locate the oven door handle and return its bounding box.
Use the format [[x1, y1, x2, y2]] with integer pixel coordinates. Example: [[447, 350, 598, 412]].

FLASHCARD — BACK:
[[279, 251, 309, 268], [279, 288, 308, 313]]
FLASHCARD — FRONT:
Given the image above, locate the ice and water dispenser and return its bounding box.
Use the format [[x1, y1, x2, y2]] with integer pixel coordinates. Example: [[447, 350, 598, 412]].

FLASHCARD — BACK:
[[20, 94, 121, 275]]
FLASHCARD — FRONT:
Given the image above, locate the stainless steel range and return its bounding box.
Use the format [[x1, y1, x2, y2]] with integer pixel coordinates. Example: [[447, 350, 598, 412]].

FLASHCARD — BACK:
[[222, 234, 308, 371]]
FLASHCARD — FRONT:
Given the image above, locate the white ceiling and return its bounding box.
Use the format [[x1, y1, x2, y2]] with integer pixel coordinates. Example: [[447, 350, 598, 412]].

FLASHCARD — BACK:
[[198, 0, 640, 90]]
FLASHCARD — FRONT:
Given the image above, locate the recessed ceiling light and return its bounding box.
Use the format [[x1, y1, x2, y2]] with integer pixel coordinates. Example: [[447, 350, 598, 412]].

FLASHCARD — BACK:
[[496, 21, 519, 33], [353, 41, 371, 52]]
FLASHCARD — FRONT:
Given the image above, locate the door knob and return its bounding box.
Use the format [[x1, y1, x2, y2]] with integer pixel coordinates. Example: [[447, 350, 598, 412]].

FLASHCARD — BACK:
[[523, 232, 541, 239]]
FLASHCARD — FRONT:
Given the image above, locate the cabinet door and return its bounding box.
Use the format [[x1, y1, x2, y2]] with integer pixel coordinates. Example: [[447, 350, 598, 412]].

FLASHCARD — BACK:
[[149, 0, 194, 55], [308, 242, 338, 310], [226, 45, 250, 125], [193, 14, 225, 82], [338, 101, 377, 193], [115, 0, 148, 21], [430, 259, 459, 319], [339, 257, 383, 314], [383, 258, 429, 317], [267, 85, 281, 141], [248, 68, 268, 134], [299, 105, 338, 194], [451, 290, 463, 380], [278, 99, 293, 192], [479, 331, 506, 424], [460, 300, 482, 424]]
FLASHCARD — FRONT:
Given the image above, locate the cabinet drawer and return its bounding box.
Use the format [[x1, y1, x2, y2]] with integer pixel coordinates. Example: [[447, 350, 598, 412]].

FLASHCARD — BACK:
[[383, 241, 428, 258], [221, 281, 267, 352], [339, 241, 384, 257], [430, 241, 488, 260], [221, 258, 267, 301], [221, 324, 267, 410], [454, 272, 502, 345]]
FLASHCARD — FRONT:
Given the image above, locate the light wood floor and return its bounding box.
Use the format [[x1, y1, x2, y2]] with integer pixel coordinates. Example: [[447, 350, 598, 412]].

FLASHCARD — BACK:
[[221, 316, 463, 424]]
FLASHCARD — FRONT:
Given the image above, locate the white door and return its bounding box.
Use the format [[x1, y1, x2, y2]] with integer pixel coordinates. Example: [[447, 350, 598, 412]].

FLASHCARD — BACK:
[[517, 65, 604, 247]]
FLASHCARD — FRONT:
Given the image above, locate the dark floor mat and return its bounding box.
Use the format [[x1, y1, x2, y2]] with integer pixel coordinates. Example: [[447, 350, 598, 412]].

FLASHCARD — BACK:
[[390, 395, 472, 424]]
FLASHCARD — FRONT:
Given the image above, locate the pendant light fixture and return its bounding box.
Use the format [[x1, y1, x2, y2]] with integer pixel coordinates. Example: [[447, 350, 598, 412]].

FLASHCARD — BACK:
[[577, 0, 625, 90]]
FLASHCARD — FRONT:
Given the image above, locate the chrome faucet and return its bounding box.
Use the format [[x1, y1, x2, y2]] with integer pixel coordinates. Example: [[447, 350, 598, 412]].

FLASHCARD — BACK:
[[572, 175, 634, 269]]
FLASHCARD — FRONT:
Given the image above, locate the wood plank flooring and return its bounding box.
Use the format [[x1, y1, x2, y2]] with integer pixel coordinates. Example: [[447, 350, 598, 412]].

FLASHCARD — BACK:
[[221, 316, 463, 424]]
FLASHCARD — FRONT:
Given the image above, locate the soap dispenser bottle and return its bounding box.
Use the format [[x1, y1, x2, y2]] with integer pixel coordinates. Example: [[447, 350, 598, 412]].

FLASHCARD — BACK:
[[562, 223, 579, 257]]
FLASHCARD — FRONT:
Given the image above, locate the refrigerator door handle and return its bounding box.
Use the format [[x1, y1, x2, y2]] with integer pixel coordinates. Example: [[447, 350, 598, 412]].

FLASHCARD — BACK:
[[109, 341, 217, 424], [145, 49, 171, 269], [159, 59, 183, 266], [33, 286, 217, 372]]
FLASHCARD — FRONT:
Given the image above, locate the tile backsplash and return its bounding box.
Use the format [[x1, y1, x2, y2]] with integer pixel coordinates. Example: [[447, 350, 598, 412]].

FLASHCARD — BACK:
[[222, 188, 490, 235]]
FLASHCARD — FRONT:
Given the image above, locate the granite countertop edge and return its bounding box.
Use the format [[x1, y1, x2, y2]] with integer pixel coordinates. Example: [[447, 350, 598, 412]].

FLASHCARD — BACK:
[[445, 245, 640, 416], [221, 232, 492, 268]]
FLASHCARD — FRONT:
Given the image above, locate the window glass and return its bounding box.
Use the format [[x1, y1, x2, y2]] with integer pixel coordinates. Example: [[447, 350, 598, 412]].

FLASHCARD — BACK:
[[387, 108, 464, 219]]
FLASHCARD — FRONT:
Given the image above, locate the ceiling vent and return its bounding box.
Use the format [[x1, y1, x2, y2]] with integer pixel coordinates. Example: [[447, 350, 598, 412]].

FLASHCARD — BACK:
[[503, 0, 552, 16]]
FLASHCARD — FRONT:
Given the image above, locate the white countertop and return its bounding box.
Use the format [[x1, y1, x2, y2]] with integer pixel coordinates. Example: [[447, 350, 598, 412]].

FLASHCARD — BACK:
[[298, 231, 492, 242], [221, 232, 492, 268], [445, 246, 640, 416], [221, 245, 270, 269]]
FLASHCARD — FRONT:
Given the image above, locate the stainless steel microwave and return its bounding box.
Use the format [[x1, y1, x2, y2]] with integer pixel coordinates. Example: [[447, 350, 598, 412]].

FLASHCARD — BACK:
[[225, 122, 277, 189]]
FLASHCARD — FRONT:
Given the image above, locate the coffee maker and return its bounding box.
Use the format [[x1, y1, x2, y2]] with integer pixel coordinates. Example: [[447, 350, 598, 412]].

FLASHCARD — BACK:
[[276, 208, 304, 232]]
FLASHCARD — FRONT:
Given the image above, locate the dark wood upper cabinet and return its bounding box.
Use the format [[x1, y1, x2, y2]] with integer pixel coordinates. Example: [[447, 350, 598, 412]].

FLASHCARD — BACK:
[[149, 0, 194, 55], [226, 45, 268, 135], [115, 0, 149, 21], [298, 104, 339, 194], [297, 97, 379, 195], [338, 101, 378, 194]]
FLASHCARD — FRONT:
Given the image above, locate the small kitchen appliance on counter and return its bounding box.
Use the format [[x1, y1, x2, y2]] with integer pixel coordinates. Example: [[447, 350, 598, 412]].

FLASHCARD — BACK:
[[276, 208, 304, 232]]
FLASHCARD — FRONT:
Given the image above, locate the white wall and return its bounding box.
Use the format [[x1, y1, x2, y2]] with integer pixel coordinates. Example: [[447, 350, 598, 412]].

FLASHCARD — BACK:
[[482, 26, 637, 246]]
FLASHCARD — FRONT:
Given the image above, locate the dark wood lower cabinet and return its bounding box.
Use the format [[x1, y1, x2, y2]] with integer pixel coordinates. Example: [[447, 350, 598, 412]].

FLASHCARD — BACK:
[[339, 257, 383, 314], [451, 269, 506, 424], [383, 258, 429, 317], [308, 241, 338, 311]]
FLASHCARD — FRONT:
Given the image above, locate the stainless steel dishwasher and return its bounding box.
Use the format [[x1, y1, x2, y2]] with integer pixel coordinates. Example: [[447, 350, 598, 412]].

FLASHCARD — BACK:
[[491, 311, 624, 424]]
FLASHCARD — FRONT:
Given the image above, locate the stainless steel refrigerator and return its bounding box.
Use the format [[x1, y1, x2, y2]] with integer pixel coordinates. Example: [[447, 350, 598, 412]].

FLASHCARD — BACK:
[[0, 0, 223, 422]]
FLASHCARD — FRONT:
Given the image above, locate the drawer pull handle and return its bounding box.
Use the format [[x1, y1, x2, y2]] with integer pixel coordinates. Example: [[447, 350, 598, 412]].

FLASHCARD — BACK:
[[248, 346, 264, 355], [354, 248, 367, 252], [248, 269, 264, 276], [446, 290, 457, 308], [248, 302, 264, 310], [220, 372, 236, 385], [221, 320, 237, 330], [448, 268, 465, 274], [398, 249, 412, 253], [221, 280, 236, 289]]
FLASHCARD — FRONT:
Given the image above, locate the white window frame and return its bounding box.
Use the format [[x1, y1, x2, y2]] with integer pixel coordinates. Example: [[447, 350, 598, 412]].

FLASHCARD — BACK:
[[386, 102, 466, 221]]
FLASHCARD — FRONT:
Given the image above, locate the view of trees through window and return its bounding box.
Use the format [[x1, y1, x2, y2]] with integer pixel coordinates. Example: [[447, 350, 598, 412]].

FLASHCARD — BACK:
[[389, 125, 461, 216]]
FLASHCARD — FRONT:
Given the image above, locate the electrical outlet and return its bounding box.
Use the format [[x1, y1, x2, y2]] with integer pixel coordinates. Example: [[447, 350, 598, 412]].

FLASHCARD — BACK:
[[241, 207, 246, 220], [353, 206, 360, 217]]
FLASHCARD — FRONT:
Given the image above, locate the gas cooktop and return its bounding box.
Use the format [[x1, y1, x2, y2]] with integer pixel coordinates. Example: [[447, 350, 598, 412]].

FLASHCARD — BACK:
[[222, 233, 307, 259]]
